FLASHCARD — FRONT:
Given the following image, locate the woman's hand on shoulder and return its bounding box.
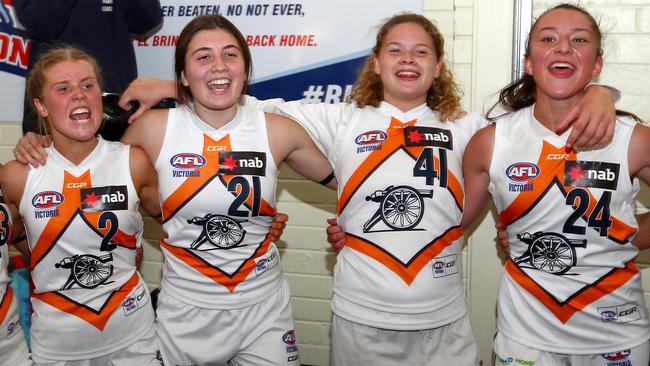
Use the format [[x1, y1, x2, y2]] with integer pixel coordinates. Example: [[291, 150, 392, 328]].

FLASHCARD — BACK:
[[13, 132, 51, 168], [560, 84, 616, 150]]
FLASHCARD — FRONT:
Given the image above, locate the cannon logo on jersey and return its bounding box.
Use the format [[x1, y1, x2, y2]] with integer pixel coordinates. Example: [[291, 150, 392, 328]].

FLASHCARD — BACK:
[[506, 162, 539, 192], [81, 186, 128, 211], [355, 130, 387, 153], [403, 126, 453, 150], [170, 153, 205, 178], [32, 191, 63, 219], [598, 302, 640, 323], [564, 161, 619, 190], [219, 151, 266, 176]]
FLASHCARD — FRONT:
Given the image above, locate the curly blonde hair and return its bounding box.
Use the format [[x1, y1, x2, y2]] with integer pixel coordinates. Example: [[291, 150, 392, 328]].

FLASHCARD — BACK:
[[349, 13, 462, 117]]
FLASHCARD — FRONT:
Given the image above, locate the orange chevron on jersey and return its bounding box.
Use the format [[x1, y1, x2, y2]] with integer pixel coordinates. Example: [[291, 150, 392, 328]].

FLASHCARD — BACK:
[[506, 259, 638, 323], [500, 141, 636, 241], [0, 285, 13, 326], [161, 133, 276, 292], [31, 171, 137, 269], [29, 170, 138, 329], [33, 272, 138, 330], [339, 117, 464, 284], [161, 235, 272, 293], [339, 117, 463, 215], [346, 226, 463, 284], [501, 141, 638, 322]]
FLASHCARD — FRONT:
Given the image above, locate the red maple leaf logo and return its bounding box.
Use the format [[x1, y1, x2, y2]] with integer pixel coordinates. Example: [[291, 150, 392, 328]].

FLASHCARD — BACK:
[[407, 129, 423, 144], [221, 156, 238, 171], [84, 192, 100, 207], [568, 165, 585, 181]]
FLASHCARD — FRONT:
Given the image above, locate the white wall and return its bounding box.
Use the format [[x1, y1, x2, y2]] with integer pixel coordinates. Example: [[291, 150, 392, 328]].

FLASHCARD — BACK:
[[3, 1, 650, 365]]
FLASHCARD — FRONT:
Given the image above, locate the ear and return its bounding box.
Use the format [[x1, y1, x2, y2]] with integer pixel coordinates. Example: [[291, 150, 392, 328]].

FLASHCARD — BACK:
[[372, 55, 380, 75], [524, 56, 533, 76], [181, 70, 189, 87], [434, 59, 442, 78], [591, 56, 604, 78], [33, 98, 49, 118]]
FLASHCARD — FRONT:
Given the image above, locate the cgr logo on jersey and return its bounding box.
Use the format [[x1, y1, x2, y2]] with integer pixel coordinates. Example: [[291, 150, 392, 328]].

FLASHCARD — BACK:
[[355, 130, 387, 153], [170, 153, 205, 178], [219, 151, 266, 176], [32, 191, 63, 219], [81, 186, 128, 212], [565, 161, 619, 190], [506, 162, 539, 192], [404, 126, 453, 150], [598, 302, 640, 324]]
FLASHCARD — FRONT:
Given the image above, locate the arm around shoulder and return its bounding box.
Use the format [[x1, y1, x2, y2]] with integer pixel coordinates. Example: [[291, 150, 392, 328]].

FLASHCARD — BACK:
[[266, 113, 336, 188]]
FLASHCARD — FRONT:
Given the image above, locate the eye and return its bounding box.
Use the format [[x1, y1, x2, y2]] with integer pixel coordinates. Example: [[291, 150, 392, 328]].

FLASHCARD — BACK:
[[388, 47, 401, 54], [82, 82, 95, 90], [542, 36, 556, 43], [56, 86, 68, 93], [196, 54, 210, 61], [414, 49, 430, 56], [572, 37, 587, 44], [225, 51, 239, 58]]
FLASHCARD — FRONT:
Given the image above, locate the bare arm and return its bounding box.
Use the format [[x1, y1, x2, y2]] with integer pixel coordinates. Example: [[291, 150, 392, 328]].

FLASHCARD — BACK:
[[121, 108, 168, 164], [628, 125, 650, 250], [460, 124, 495, 229], [266, 113, 336, 189], [129, 145, 161, 221], [0, 162, 30, 258]]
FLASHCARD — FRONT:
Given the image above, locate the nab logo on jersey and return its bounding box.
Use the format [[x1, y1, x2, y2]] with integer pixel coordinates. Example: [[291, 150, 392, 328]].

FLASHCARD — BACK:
[[355, 130, 387, 145], [32, 191, 64, 209], [81, 186, 129, 211], [170, 153, 206, 169], [564, 161, 619, 190], [506, 162, 540, 183]]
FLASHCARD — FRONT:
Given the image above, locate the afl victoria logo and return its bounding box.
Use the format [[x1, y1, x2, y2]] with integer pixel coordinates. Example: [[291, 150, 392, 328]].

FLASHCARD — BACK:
[[170, 153, 206, 169], [505, 162, 540, 182], [355, 130, 387, 145], [32, 191, 64, 209]]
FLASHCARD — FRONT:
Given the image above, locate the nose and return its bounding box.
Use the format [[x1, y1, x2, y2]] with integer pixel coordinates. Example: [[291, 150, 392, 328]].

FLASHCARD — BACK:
[[555, 38, 572, 55], [211, 58, 228, 73], [72, 85, 86, 101], [399, 51, 416, 64]]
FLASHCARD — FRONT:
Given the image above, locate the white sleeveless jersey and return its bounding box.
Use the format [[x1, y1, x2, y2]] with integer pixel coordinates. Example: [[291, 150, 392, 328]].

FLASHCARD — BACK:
[[20, 139, 154, 360], [280, 101, 485, 330], [156, 105, 281, 309], [0, 203, 20, 344], [488, 106, 650, 353]]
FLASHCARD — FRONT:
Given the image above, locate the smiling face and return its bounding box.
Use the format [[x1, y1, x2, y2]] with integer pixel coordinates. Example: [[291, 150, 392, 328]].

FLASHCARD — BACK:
[[372, 22, 442, 111], [524, 8, 603, 104], [180, 28, 246, 120], [33, 59, 102, 143]]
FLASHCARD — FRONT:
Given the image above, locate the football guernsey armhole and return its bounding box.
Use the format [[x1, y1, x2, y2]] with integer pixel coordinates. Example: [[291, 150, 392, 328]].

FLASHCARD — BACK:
[[487, 121, 505, 198], [154, 106, 181, 170]]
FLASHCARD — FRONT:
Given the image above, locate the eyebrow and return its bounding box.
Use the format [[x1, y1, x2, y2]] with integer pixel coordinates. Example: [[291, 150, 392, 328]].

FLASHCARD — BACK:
[[538, 26, 593, 33], [51, 76, 97, 86], [192, 44, 240, 55]]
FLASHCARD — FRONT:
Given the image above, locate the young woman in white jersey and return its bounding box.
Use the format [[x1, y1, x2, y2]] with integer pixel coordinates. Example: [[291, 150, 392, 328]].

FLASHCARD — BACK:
[[462, 4, 650, 365], [120, 15, 334, 366], [0, 198, 31, 365], [0, 47, 162, 365]]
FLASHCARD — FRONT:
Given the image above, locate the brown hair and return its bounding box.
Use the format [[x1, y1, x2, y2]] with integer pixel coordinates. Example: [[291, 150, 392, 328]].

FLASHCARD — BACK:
[[348, 12, 462, 117], [26, 46, 102, 135], [486, 4, 612, 121], [174, 15, 252, 104]]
